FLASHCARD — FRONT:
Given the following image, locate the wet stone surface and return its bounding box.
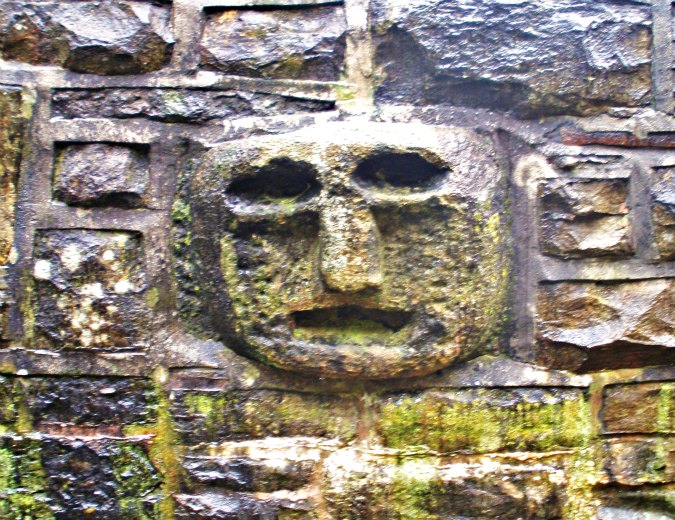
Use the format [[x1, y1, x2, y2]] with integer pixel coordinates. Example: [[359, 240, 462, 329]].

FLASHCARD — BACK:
[[372, 0, 652, 117], [0, 1, 173, 74], [54, 143, 149, 209], [537, 280, 675, 371], [51, 88, 336, 123], [539, 178, 633, 258], [651, 167, 675, 260], [32, 230, 148, 351], [200, 6, 347, 80]]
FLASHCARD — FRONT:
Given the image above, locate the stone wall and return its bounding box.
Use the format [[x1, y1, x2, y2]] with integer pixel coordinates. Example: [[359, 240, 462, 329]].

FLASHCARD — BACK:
[[0, 0, 673, 518]]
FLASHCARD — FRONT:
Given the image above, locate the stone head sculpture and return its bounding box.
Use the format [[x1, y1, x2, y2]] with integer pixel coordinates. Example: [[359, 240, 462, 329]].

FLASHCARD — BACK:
[[186, 122, 511, 379]]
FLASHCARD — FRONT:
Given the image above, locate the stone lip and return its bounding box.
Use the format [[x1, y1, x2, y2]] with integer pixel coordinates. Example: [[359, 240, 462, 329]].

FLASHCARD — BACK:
[[182, 122, 512, 379]]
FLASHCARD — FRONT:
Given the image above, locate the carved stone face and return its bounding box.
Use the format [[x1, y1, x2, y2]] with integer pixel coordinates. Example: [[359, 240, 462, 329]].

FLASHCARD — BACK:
[[186, 122, 511, 379]]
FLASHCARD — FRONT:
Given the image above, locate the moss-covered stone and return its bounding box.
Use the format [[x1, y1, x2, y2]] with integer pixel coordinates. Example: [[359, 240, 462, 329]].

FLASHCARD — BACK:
[[377, 388, 591, 453]]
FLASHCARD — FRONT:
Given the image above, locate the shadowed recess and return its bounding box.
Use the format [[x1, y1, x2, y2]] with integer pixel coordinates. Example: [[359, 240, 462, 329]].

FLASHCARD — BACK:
[[353, 152, 448, 192]]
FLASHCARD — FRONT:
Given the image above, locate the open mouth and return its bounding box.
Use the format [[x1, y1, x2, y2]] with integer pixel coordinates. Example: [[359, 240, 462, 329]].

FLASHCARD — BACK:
[[289, 306, 413, 346]]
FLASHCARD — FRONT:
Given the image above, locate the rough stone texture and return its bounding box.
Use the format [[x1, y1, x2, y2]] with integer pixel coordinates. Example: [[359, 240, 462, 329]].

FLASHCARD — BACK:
[[372, 0, 652, 117], [0, 1, 173, 75], [0, 87, 23, 267], [652, 167, 675, 260], [172, 389, 358, 444], [539, 179, 633, 258], [200, 6, 347, 80], [537, 280, 675, 371], [601, 438, 675, 486], [323, 455, 563, 520], [377, 388, 590, 454], [603, 383, 674, 434], [52, 88, 335, 123], [32, 230, 147, 351], [183, 122, 511, 379], [54, 143, 149, 208]]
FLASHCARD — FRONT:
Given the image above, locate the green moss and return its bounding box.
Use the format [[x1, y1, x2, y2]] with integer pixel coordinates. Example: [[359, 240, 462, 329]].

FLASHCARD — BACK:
[[0, 448, 15, 490], [389, 462, 443, 520], [378, 390, 591, 454], [112, 444, 161, 519], [145, 287, 160, 309], [656, 383, 673, 433], [171, 200, 191, 224]]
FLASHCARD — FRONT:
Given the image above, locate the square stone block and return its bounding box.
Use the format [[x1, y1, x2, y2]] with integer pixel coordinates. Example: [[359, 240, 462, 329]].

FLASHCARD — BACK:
[[54, 143, 149, 208], [32, 229, 147, 351], [603, 383, 674, 435], [539, 178, 633, 258]]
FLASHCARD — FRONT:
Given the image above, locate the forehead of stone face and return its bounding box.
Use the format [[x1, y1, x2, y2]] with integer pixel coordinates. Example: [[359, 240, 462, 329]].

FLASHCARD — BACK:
[[196, 123, 502, 202]]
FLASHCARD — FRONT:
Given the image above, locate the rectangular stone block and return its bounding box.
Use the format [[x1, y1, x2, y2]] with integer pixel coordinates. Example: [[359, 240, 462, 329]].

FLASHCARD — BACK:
[[51, 88, 336, 123], [601, 438, 675, 485], [372, 0, 652, 117], [32, 230, 148, 351], [200, 6, 347, 80], [0, 1, 173, 74], [539, 179, 633, 258], [0, 86, 24, 268], [53, 143, 149, 208], [537, 280, 675, 371], [376, 388, 590, 454], [171, 389, 358, 445], [651, 166, 675, 260], [603, 383, 674, 434]]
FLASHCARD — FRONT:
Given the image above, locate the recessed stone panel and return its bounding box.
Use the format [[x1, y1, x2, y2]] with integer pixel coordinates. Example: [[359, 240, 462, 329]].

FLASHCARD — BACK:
[[54, 143, 149, 208], [32, 230, 147, 351], [652, 167, 675, 260], [0, 1, 173, 74], [539, 179, 633, 258], [372, 0, 652, 117], [200, 6, 347, 80], [537, 280, 675, 371]]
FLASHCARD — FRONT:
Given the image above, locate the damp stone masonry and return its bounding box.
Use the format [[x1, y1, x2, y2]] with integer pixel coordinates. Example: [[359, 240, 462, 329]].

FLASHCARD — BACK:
[[0, 0, 673, 518]]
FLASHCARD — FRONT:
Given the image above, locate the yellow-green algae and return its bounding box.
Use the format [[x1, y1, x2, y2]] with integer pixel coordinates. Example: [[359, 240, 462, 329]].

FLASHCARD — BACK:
[[378, 390, 592, 453]]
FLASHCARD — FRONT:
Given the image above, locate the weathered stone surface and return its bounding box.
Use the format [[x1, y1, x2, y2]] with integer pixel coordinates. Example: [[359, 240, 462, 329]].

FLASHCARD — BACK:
[[200, 6, 347, 80], [323, 453, 563, 519], [172, 390, 358, 444], [376, 388, 590, 453], [652, 167, 675, 260], [0, 1, 173, 75], [0, 87, 24, 267], [372, 0, 652, 117], [32, 230, 147, 351], [54, 143, 149, 208], [182, 122, 511, 379], [601, 438, 675, 485], [537, 280, 675, 371], [175, 490, 315, 520], [0, 435, 161, 519], [52, 88, 335, 123], [603, 383, 674, 434], [539, 179, 633, 258]]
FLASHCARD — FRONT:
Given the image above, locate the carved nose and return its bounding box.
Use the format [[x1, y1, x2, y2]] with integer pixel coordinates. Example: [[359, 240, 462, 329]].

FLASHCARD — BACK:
[[319, 199, 383, 293]]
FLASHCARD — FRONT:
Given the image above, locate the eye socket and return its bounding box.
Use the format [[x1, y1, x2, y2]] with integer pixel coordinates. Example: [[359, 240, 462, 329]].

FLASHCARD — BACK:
[[227, 158, 320, 206], [353, 152, 448, 193]]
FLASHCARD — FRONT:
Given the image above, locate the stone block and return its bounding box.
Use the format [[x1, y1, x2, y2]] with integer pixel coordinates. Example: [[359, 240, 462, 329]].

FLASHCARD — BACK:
[[172, 390, 358, 445], [372, 0, 652, 117], [54, 143, 149, 208], [52, 88, 335, 123], [652, 167, 675, 260], [376, 388, 590, 454], [0, 1, 173, 75], [200, 6, 347, 80], [0, 87, 24, 267], [32, 230, 148, 351], [323, 453, 563, 519], [601, 438, 675, 485], [537, 280, 675, 371], [603, 383, 674, 435], [539, 179, 633, 258]]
